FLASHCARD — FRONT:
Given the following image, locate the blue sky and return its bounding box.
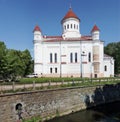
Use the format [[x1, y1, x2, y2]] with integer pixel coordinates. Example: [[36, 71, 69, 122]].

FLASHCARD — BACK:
[[0, 0, 120, 57]]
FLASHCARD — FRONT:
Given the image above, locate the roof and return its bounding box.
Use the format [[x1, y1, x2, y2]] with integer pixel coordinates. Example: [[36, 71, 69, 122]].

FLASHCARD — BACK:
[[104, 54, 112, 58], [33, 25, 41, 32], [43, 35, 92, 42], [104, 54, 114, 60], [91, 25, 100, 32], [61, 8, 80, 22]]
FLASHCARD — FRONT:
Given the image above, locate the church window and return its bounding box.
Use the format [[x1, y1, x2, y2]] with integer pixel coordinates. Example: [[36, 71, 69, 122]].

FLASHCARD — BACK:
[[64, 25, 66, 30], [74, 24, 76, 29], [67, 24, 69, 29], [71, 24, 72, 29], [55, 53, 57, 63], [50, 53, 52, 63], [70, 53, 73, 63], [55, 68, 57, 73], [50, 68, 52, 73], [77, 25, 78, 29], [88, 52, 91, 62], [104, 65, 107, 71], [75, 53, 77, 63]]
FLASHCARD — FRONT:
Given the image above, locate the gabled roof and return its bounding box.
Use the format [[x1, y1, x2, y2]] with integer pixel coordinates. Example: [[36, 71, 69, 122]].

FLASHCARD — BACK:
[[91, 25, 100, 32], [33, 25, 41, 32], [61, 8, 80, 22]]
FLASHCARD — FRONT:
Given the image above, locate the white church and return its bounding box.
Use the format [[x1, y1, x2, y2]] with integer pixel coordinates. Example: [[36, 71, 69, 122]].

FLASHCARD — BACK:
[[33, 8, 114, 78]]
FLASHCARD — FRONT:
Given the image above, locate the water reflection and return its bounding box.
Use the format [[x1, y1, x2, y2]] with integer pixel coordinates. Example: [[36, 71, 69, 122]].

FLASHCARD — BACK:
[[46, 102, 120, 122]]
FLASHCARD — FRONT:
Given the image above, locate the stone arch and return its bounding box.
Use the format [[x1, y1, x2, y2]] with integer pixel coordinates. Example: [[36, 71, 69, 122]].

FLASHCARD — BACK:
[[16, 103, 23, 120]]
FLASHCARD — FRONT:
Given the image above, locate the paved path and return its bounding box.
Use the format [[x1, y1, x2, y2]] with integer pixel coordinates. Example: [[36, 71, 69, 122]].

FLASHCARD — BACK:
[[0, 78, 119, 92], [0, 81, 75, 92]]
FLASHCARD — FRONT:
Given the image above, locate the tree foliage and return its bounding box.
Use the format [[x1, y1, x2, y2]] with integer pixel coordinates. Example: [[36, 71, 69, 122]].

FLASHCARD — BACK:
[[104, 41, 120, 75], [0, 41, 33, 81], [0, 42, 7, 79]]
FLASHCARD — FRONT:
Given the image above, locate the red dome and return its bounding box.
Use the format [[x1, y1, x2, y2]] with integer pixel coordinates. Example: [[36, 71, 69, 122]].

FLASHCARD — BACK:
[[61, 8, 80, 22], [33, 25, 41, 32], [91, 25, 100, 32]]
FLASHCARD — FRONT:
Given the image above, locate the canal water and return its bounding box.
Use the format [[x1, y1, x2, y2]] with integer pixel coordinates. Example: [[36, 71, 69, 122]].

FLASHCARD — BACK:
[[46, 101, 120, 122]]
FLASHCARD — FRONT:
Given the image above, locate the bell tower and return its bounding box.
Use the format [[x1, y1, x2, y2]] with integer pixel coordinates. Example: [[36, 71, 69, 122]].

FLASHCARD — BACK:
[[91, 25, 100, 40], [33, 25, 43, 75], [61, 8, 81, 38]]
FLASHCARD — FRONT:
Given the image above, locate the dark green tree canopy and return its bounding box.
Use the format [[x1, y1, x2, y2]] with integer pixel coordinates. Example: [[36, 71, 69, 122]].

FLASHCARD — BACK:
[[104, 41, 120, 75], [0, 41, 33, 81]]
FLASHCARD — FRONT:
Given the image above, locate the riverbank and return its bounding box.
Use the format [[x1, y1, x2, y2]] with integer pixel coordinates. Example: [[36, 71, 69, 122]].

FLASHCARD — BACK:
[[45, 101, 120, 122], [1, 83, 120, 122]]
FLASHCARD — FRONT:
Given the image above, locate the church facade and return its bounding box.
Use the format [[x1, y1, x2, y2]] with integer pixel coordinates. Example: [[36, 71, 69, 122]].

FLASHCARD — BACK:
[[33, 8, 114, 78]]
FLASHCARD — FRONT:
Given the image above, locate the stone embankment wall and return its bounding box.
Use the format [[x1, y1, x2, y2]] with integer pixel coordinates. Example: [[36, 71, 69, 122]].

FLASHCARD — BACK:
[[0, 84, 120, 122]]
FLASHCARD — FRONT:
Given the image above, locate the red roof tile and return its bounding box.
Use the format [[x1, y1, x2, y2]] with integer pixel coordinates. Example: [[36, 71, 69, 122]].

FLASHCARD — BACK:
[[61, 8, 80, 22], [91, 25, 100, 32], [43, 35, 92, 42], [33, 25, 41, 32]]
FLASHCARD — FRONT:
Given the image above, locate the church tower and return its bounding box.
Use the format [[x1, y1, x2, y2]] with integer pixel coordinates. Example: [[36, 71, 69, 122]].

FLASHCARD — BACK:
[[91, 24, 100, 40], [61, 7, 81, 38], [33, 25, 43, 75]]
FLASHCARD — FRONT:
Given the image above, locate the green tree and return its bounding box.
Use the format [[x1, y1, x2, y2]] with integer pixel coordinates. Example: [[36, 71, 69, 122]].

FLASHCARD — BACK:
[[21, 49, 33, 76], [104, 42, 120, 75], [6, 49, 33, 80], [0, 41, 33, 81], [5, 49, 24, 80], [0, 41, 7, 79]]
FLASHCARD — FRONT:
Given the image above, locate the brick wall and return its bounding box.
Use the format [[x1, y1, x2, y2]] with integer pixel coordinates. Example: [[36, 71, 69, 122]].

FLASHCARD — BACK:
[[0, 84, 120, 122]]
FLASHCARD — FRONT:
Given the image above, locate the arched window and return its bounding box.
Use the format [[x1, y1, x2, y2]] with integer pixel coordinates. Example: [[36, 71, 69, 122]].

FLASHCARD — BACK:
[[75, 53, 77, 63], [55, 53, 57, 63], [74, 24, 76, 29], [55, 68, 57, 73], [88, 52, 91, 62], [50, 53, 52, 63], [50, 68, 52, 73], [64, 25, 66, 30], [77, 25, 78, 29], [104, 65, 107, 71], [67, 24, 69, 29], [70, 53, 73, 63]]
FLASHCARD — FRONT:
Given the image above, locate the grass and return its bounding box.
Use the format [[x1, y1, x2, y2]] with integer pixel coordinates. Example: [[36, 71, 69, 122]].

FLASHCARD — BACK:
[[1, 77, 118, 84], [1, 77, 120, 94], [22, 116, 42, 122]]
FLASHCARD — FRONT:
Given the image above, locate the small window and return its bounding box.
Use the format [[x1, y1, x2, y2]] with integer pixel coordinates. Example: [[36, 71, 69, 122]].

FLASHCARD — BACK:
[[50, 68, 52, 73], [55, 68, 57, 73], [55, 53, 57, 63], [50, 53, 52, 63], [64, 25, 66, 30], [104, 65, 107, 71], [88, 52, 91, 62], [71, 24, 72, 29], [67, 24, 69, 29], [74, 24, 76, 29], [77, 25, 78, 29], [70, 53, 73, 63], [95, 74, 97, 78], [75, 53, 77, 63]]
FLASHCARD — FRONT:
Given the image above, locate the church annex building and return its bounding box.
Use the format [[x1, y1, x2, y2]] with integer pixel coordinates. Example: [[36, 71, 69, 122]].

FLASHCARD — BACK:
[[33, 8, 114, 78]]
